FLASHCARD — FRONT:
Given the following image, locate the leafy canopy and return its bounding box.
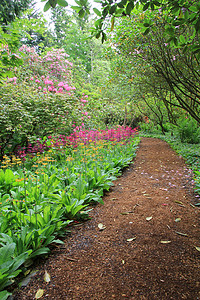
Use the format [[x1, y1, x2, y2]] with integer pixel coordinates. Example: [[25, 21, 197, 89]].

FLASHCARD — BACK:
[[42, 0, 200, 54]]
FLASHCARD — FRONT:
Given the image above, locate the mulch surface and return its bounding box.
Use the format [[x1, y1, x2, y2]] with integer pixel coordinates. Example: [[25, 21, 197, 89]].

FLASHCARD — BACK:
[[13, 137, 200, 300]]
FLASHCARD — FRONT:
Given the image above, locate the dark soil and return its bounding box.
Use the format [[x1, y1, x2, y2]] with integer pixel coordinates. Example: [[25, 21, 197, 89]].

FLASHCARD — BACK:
[[13, 137, 200, 300]]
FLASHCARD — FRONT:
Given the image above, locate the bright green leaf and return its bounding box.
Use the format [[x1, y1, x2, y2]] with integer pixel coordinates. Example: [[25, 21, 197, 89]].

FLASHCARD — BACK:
[[78, 8, 85, 18], [57, 0, 68, 7], [93, 8, 101, 17], [44, 1, 51, 11], [126, 1, 134, 15]]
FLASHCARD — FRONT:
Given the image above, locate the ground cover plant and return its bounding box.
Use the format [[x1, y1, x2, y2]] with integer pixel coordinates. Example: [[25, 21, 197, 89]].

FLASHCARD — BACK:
[[0, 126, 139, 299]]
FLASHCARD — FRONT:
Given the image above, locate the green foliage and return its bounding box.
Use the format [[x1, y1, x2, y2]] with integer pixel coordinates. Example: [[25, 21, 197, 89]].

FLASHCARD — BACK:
[[0, 133, 140, 296], [0, 82, 77, 159], [0, 0, 32, 26], [0, 243, 29, 291], [177, 117, 200, 144]]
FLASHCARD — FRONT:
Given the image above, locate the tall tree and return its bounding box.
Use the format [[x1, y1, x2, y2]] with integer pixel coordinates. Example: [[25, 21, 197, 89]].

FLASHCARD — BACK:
[[0, 0, 32, 26]]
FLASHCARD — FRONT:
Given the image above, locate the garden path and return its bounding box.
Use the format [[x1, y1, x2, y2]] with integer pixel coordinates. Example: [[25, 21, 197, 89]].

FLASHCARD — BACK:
[[14, 137, 200, 300]]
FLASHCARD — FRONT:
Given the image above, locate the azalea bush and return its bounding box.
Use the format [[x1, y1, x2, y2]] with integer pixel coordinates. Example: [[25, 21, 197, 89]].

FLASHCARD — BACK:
[[0, 127, 139, 299], [0, 46, 94, 161]]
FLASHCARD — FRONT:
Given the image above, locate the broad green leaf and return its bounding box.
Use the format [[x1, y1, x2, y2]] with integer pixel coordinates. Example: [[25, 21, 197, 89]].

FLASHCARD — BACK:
[[78, 8, 85, 18], [189, 6, 198, 12], [143, 28, 150, 35], [71, 5, 82, 12], [0, 243, 15, 264], [49, 0, 57, 8], [143, 2, 149, 11], [44, 1, 51, 11], [102, 32, 107, 43], [126, 1, 134, 15], [93, 8, 101, 17], [109, 4, 116, 14], [179, 35, 185, 44], [0, 290, 12, 300], [57, 0, 68, 6]]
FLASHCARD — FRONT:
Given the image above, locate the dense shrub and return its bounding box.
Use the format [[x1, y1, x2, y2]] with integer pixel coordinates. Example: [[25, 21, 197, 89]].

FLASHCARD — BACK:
[[177, 118, 200, 144]]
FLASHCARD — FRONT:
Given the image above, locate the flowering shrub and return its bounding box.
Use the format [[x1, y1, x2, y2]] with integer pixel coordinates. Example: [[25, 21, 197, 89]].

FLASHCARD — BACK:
[[0, 46, 93, 160], [12, 126, 138, 160]]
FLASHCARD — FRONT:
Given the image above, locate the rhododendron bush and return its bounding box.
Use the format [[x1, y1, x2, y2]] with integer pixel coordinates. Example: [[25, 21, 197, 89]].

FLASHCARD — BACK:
[[0, 46, 91, 160]]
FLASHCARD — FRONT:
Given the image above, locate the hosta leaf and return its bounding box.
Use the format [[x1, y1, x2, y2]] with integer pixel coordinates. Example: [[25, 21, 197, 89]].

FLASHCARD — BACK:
[[0, 290, 12, 300], [35, 289, 44, 299]]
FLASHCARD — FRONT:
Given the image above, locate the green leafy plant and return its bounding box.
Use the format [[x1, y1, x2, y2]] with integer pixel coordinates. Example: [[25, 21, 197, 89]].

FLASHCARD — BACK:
[[177, 118, 200, 144], [0, 243, 29, 297]]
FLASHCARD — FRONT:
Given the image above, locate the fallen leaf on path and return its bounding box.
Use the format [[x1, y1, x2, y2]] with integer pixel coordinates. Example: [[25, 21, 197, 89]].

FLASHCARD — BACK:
[[127, 237, 137, 242], [175, 218, 181, 222], [98, 223, 106, 231], [175, 231, 188, 236], [146, 216, 152, 221], [195, 246, 200, 252], [110, 198, 117, 201], [35, 289, 44, 299], [175, 200, 184, 205], [44, 270, 51, 283], [160, 241, 171, 244], [121, 211, 134, 215]]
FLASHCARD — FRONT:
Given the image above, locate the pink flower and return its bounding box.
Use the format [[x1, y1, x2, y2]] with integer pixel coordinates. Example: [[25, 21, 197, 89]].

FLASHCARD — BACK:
[[58, 81, 64, 87], [30, 77, 34, 80], [81, 98, 87, 103], [35, 79, 40, 83], [38, 86, 42, 90], [58, 87, 63, 93]]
